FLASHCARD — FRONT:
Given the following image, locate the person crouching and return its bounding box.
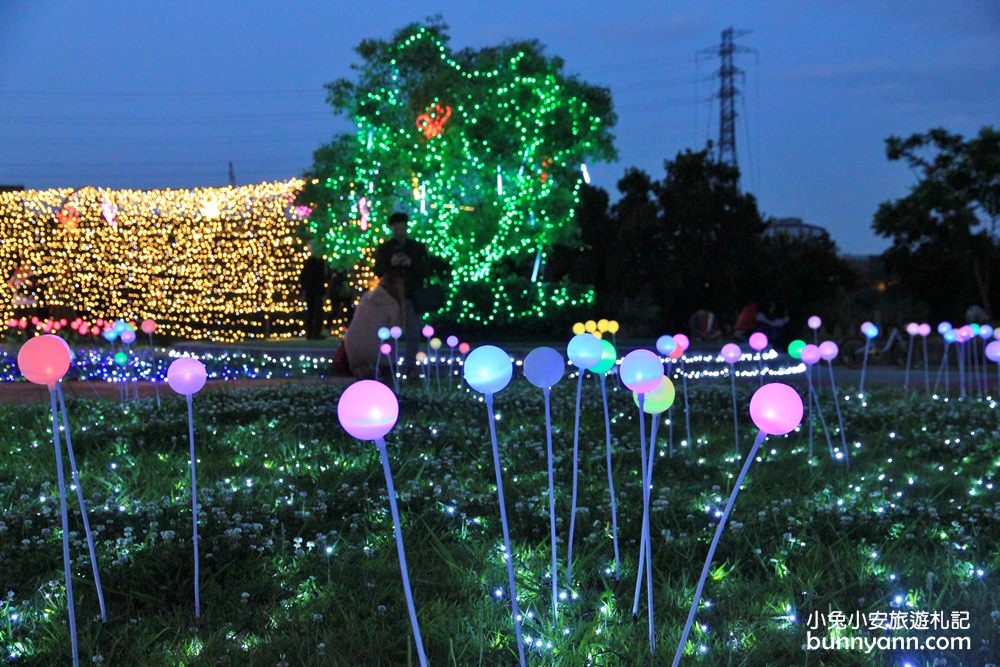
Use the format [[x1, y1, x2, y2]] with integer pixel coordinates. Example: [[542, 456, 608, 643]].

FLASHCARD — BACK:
[[343, 272, 404, 380]]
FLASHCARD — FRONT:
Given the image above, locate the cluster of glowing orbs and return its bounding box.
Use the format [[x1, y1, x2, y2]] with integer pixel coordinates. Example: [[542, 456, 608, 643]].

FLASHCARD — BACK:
[[522, 347, 565, 389], [337, 380, 399, 441], [463, 346, 513, 394], [619, 349, 663, 394], [166, 358, 208, 396], [17, 334, 71, 387], [749, 383, 804, 436]]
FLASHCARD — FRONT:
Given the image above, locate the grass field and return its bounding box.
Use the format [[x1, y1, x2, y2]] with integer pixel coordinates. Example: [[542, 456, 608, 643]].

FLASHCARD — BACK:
[[1, 377, 998, 665]]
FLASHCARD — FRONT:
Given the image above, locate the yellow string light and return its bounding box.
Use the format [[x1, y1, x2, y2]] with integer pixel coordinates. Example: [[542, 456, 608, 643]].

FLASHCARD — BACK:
[[0, 179, 334, 342]]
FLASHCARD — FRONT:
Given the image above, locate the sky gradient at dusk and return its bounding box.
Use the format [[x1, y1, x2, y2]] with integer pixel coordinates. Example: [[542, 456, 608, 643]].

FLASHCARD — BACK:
[[1, 1, 997, 254]]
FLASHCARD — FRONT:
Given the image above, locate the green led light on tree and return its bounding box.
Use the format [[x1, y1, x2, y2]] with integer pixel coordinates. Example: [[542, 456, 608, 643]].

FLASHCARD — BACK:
[[297, 20, 616, 324]]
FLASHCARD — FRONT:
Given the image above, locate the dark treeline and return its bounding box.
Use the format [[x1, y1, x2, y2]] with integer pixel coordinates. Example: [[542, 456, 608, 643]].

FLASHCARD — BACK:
[[544, 147, 858, 338]]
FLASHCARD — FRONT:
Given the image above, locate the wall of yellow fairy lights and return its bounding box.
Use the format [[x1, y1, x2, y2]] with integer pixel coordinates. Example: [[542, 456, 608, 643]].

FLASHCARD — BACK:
[[0, 180, 324, 342]]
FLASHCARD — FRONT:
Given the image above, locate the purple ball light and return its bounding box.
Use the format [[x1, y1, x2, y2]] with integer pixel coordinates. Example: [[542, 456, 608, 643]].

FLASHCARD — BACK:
[[166, 358, 207, 396], [720, 343, 741, 364], [337, 380, 399, 441], [749, 383, 804, 436]]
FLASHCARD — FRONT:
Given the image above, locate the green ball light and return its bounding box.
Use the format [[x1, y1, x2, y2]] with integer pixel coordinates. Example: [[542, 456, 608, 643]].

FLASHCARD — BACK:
[[788, 339, 806, 360], [114, 351, 128, 366], [632, 376, 675, 414], [589, 339, 617, 374]]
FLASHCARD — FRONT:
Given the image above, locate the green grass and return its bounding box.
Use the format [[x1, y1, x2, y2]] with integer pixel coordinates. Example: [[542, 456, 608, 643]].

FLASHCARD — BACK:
[[1, 378, 999, 665]]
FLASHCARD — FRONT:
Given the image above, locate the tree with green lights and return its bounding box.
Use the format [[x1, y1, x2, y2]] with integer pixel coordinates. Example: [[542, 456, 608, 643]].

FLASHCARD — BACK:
[[297, 19, 616, 325]]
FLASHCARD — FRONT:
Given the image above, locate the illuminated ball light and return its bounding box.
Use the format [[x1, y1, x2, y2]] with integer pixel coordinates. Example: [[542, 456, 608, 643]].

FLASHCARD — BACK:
[[749, 332, 768, 352], [114, 352, 128, 367], [523, 347, 564, 389], [17, 334, 71, 387], [141, 319, 157, 335], [337, 380, 399, 440], [446, 335, 459, 348], [787, 339, 806, 360], [620, 349, 663, 394], [378, 327, 391, 341], [567, 333, 602, 368], [589, 340, 617, 375], [800, 344, 821, 366], [720, 343, 741, 364], [807, 316, 821, 330], [819, 340, 839, 361], [655, 335, 676, 356], [167, 358, 207, 396], [390, 326, 403, 339], [985, 340, 1000, 363], [749, 383, 804, 436], [632, 376, 675, 413], [120, 329, 136, 345], [463, 346, 512, 394], [421, 325, 434, 338]]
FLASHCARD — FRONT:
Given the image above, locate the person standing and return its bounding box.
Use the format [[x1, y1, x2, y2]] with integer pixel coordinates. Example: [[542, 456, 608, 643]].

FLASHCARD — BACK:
[[373, 212, 428, 371], [300, 245, 329, 340]]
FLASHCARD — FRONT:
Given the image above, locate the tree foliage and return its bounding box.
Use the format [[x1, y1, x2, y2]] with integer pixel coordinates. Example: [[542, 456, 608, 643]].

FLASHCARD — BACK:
[[874, 126, 1000, 318], [296, 19, 616, 325], [565, 148, 855, 334]]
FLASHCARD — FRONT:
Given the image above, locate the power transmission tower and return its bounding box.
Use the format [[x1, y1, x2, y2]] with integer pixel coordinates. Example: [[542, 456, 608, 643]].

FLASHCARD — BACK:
[[698, 27, 755, 174]]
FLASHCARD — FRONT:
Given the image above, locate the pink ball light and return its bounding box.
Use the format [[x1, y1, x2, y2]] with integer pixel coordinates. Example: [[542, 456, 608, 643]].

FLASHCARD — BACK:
[[720, 343, 741, 364], [749, 383, 804, 436], [166, 358, 207, 396], [458, 342, 471, 354], [17, 334, 72, 387], [446, 335, 459, 348], [380, 343, 392, 355], [620, 349, 664, 394], [919, 323, 931, 337], [800, 344, 821, 366], [337, 380, 399, 441], [390, 326, 402, 339], [748, 332, 768, 352], [905, 322, 919, 336], [819, 340, 839, 361], [673, 333, 690, 352], [140, 319, 156, 335], [807, 316, 821, 330], [421, 325, 434, 338]]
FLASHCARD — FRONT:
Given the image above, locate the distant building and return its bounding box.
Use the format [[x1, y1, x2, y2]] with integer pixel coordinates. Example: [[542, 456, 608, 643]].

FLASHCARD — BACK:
[[0, 185, 25, 193], [763, 217, 829, 240]]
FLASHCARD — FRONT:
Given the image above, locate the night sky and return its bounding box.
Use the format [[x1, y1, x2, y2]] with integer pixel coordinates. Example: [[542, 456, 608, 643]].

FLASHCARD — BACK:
[[1, 1, 997, 255]]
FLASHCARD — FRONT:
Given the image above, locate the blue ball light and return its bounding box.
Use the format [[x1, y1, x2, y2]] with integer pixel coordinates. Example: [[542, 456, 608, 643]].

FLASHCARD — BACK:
[[463, 345, 513, 394], [377, 327, 391, 341], [566, 333, 602, 369], [655, 334, 676, 356], [620, 349, 663, 394], [523, 347, 565, 389]]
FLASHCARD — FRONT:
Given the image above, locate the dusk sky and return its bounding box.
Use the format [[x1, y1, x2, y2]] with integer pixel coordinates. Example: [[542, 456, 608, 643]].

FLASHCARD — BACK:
[[1, 1, 997, 255]]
